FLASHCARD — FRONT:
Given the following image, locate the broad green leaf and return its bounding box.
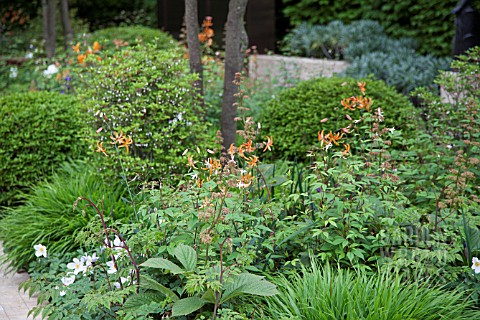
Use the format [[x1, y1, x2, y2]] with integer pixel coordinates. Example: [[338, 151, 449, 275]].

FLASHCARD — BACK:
[[220, 273, 279, 304], [171, 297, 207, 316], [140, 275, 179, 301], [140, 258, 184, 274], [201, 288, 216, 304], [174, 244, 197, 272], [122, 292, 165, 310]]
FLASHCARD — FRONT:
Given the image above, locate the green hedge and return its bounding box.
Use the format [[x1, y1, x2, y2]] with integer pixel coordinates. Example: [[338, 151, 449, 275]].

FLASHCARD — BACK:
[[90, 25, 178, 51], [260, 77, 416, 160], [0, 92, 88, 206], [282, 0, 458, 56]]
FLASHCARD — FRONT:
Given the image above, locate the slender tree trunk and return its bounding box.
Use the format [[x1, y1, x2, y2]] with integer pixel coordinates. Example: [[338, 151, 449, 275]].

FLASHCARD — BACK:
[[185, 0, 204, 108], [59, 0, 73, 48], [42, 0, 56, 58], [221, 0, 248, 149]]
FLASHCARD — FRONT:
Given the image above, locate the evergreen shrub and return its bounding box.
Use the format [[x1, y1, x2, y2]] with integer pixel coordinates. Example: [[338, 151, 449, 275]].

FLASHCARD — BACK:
[[90, 26, 178, 51], [260, 77, 416, 160], [79, 44, 210, 182], [0, 91, 88, 206]]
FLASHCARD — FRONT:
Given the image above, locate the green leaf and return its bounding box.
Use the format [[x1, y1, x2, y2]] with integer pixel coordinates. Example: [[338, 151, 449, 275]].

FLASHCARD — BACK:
[[220, 273, 279, 304], [140, 258, 184, 274], [122, 292, 165, 310], [201, 288, 216, 304], [140, 275, 179, 301], [174, 244, 197, 272], [171, 297, 207, 316]]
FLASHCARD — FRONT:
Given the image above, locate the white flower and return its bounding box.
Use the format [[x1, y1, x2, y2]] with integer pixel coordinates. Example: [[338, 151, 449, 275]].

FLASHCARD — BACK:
[[113, 276, 130, 289], [34, 244, 47, 258], [324, 143, 332, 152], [61, 275, 75, 286], [472, 257, 480, 274], [81, 253, 98, 267], [59, 290, 66, 297], [106, 260, 117, 274], [25, 52, 33, 59], [43, 64, 59, 77], [9, 67, 18, 78], [67, 258, 87, 275], [388, 127, 395, 134]]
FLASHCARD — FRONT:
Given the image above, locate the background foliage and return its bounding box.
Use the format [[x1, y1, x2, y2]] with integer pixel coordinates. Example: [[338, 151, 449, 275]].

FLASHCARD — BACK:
[[281, 0, 458, 56]]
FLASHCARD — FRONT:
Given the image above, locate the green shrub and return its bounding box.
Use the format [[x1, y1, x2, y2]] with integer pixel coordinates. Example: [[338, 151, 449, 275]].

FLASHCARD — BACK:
[[0, 161, 132, 270], [0, 91, 88, 206], [265, 262, 480, 319], [260, 77, 416, 160], [281, 0, 457, 57], [344, 49, 451, 95], [90, 26, 178, 51], [79, 44, 210, 181]]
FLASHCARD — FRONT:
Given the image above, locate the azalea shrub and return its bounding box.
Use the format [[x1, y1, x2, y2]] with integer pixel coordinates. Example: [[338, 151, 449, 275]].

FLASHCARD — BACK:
[[78, 44, 212, 183]]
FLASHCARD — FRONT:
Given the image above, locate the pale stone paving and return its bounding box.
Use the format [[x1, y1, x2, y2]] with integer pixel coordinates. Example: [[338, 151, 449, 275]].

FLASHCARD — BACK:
[[0, 243, 39, 320]]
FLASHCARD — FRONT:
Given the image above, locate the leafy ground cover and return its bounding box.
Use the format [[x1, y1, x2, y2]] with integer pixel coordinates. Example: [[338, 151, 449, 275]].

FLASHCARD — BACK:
[[0, 17, 479, 319]]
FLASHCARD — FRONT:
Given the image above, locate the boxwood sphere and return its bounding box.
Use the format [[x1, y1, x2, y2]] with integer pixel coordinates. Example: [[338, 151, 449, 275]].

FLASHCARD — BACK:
[[260, 77, 417, 160]]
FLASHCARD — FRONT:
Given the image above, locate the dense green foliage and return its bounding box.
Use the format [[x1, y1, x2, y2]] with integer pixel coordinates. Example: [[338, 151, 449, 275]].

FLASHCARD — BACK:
[[90, 25, 177, 51], [0, 161, 132, 270], [79, 44, 210, 182], [265, 263, 480, 319], [260, 77, 416, 160], [0, 92, 88, 206], [281, 0, 458, 56], [281, 20, 451, 94]]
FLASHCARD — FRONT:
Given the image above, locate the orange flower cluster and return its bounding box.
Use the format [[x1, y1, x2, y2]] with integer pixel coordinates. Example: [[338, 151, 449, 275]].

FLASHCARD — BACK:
[[110, 131, 133, 154], [318, 130, 343, 147], [198, 16, 214, 47], [341, 81, 372, 112], [73, 41, 102, 64]]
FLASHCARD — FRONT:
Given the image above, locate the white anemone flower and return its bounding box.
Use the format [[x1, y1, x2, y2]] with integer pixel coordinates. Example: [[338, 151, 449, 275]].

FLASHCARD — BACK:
[[472, 257, 480, 274], [81, 253, 98, 267], [67, 258, 87, 275], [43, 64, 59, 77], [34, 244, 47, 258], [59, 290, 66, 297], [61, 275, 75, 286], [106, 260, 117, 274]]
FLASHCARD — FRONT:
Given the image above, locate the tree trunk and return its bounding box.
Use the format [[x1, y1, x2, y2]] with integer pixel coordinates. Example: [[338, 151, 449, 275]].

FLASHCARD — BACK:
[[185, 0, 204, 109], [221, 0, 248, 149], [42, 0, 56, 58], [59, 0, 74, 48]]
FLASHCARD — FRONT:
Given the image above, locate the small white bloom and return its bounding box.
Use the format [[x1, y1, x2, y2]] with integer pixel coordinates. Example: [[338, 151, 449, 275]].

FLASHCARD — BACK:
[[9, 67, 18, 78], [324, 143, 333, 152], [472, 257, 480, 274], [34, 244, 47, 258], [81, 253, 98, 267], [43, 64, 59, 77], [59, 290, 66, 297], [61, 275, 75, 286], [106, 260, 117, 274], [25, 52, 33, 59], [388, 127, 395, 134], [67, 258, 86, 275]]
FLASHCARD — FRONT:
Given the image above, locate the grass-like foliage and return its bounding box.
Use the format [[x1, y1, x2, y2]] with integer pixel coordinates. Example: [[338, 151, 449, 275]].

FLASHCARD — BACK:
[[0, 161, 132, 270], [265, 261, 480, 319], [0, 91, 88, 206]]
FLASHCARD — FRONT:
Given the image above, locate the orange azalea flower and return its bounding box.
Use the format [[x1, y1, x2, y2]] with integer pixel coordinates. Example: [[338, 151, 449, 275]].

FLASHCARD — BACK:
[[342, 143, 351, 156], [77, 54, 86, 64], [263, 136, 273, 152], [110, 131, 125, 145], [327, 131, 342, 146], [238, 172, 254, 188], [202, 16, 213, 28], [358, 96, 372, 112], [198, 33, 208, 43], [93, 41, 102, 52], [357, 82, 366, 95], [86, 47, 93, 55], [341, 97, 356, 111], [227, 144, 236, 157], [188, 155, 197, 168], [95, 141, 108, 157], [119, 136, 133, 154], [242, 140, 255, 153], [203, 158, 221, 175], [72, 42, 80, 53], [247, 155, 259, 167], [318, 130, 327, 146]]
